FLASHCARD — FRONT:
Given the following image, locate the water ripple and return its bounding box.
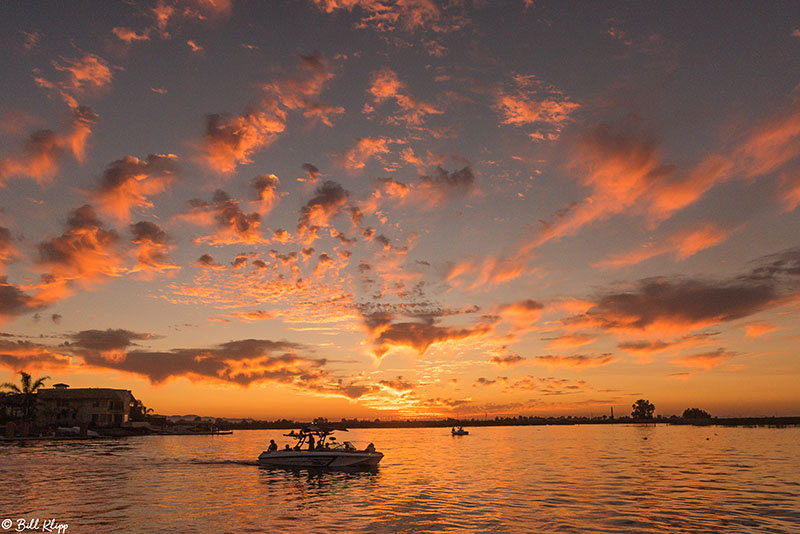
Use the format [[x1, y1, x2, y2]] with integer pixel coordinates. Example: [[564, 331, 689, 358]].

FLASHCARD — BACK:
[[1, 425, 799, 532]]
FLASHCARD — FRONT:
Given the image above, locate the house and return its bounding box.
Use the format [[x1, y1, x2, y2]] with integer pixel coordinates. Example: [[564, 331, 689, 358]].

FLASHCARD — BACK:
[[37, 384, 133, 428]]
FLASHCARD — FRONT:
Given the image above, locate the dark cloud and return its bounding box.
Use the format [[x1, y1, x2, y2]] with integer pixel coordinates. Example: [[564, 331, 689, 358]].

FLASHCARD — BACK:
[[490, 353, 525, 366], [379, 376, 414, 391], [251, 174, 280, 213], [571, 276, 778, 332], [79, 338, 319, 385], [0, 277, 42, 321], [131, 221, 169, 245], [185, 190, 264, 244], [195, 253, 225, 269], [747, 247, 800, 280], [618, 339, 674, 353], [0, 339, 72, 371], [474, 376, 507, 387], [301, 162, 320, 182], [68, 328, 156, 352], [0, 227, 17, 271], [372, 320, 493, 357], [533, 354, 618, 369], [297, 181, 350, 241], [419, 166, 475, 190]]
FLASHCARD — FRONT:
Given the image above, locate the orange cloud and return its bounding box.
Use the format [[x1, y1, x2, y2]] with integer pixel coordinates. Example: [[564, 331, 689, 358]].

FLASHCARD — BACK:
[[0, 339, 73, 371], [368, 68, 442, 127], [532, 115, 673, 249], [496, 92, 578, 131], [596, 222, 733, 268], [535, 106, 800, 251], [495, 74, 579, 140], [35, 53, 114, 109], [446, 254, 526, 291], [735, 107, 800, 178], [533, 354, 618, 370], [542, 332, 598, 349], [33, 205, 124, 304], [220, 310, 273, 323], [251, 174, 280, 214], [297, 181, 350, 242], [112, 27, 150, 43], [780, 169, 800, 212], [197, 107, 286, 174], [508, 375, 590, 394], [263, 52, 343, 126], [129, 221, 180, 277], [197, 53, 342, 174], [182, 190, 267, 245], [343, 137, 393, 170], [744, 322, 777, 338], [0, 107, 97, 185], [671, 348, 736, 370], [498, 299, 544, 330], [92, 154, 179, 221], [312, 0, 445, 32]]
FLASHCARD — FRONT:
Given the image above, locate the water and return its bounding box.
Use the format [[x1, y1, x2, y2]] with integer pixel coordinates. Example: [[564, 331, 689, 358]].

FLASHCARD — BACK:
[[1, 425, 799, 533]]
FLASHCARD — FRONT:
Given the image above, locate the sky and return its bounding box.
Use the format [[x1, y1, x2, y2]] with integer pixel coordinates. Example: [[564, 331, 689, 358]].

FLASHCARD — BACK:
[[1, 0, 799, 420]]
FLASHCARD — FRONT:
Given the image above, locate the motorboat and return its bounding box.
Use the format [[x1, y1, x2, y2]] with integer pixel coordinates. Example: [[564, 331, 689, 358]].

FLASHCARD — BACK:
[[451, 426, 469, 436], [258, 424, 383, 469]]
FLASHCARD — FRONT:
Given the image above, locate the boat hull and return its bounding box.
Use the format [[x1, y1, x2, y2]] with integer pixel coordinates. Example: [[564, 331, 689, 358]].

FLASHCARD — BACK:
[[258, 450, 383, 469]]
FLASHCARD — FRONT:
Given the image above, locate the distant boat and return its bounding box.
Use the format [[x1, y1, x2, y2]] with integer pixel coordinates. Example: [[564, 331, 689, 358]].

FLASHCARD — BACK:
[[258, 424, 383, 469], [452, 427, 469, 436]]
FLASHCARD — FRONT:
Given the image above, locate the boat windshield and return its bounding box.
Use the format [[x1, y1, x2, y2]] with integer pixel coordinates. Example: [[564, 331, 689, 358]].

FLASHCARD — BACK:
[[282, 424, 349, 449]]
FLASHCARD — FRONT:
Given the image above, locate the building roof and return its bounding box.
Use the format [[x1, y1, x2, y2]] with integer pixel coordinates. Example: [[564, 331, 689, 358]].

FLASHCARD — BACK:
[[38, 388, 131, 400]]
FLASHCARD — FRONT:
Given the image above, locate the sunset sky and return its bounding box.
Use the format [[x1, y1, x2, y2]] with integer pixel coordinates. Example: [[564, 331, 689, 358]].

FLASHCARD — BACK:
[[1, 1, 799, 419]]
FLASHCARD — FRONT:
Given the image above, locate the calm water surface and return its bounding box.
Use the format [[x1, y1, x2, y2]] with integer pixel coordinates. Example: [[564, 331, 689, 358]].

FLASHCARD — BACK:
[[1, 425, 799, 533]]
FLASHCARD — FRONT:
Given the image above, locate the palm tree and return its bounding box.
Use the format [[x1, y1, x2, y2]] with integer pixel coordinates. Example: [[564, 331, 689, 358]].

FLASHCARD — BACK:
[[1, 371, 50, 421]]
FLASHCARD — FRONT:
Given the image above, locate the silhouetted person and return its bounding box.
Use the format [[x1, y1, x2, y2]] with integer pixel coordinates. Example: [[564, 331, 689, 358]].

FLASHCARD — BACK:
[[324, 443, 330, 450], [284, 444, 291, 450], [267, 439, 278, 452], [308, 434, 315, 450], [365, 442, 375, 453]]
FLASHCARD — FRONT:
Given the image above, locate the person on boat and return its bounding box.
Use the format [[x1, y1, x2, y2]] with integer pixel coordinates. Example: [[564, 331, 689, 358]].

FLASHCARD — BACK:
[[315, 441, 324, 450], [284, 444, 291, 450], [324, 443, 331, 450], [451, 427, 456, 433], [307, 434, 315, 450], [267, 439, 278, 452], [365, 442, 375, 453]]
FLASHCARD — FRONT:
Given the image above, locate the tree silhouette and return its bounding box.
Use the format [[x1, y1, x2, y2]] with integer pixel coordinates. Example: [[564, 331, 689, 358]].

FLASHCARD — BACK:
[[682, 407, 711, 419], [1, 371, 50, 421], [631, 399, 655, 419]]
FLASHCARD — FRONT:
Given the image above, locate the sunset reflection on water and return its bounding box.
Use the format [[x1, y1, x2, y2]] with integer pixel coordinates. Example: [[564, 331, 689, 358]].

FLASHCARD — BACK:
[[2, 425, 799, 532]]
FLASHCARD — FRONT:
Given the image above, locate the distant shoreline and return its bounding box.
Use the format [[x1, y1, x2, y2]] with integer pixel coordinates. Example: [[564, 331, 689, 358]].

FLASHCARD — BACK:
[[213, 416, 800, 431]]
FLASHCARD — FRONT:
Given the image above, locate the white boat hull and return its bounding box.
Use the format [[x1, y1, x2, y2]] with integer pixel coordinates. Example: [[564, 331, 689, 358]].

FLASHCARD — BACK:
[[258, 450, 383, 469]]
